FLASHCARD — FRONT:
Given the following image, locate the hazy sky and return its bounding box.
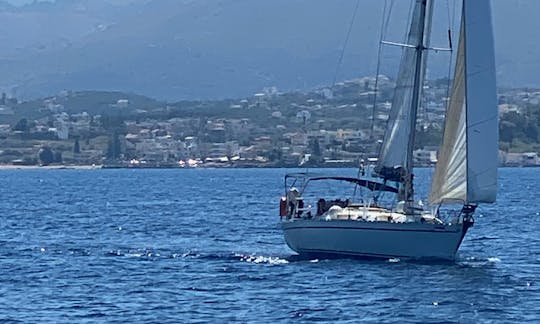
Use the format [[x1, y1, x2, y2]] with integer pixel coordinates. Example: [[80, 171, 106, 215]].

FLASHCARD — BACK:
[[1, 0, 539, 99], [4, 0, 141, 4], [5, 0, 52, 4], [6, 0, 31, 3]]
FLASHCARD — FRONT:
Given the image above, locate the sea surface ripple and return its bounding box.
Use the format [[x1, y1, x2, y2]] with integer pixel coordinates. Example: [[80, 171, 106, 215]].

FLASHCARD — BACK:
[[0, 168, 538, 323]]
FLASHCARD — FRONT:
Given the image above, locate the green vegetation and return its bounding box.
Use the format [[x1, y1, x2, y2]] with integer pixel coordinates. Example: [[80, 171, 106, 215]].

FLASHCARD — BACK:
[[499, 105, 540, 152]]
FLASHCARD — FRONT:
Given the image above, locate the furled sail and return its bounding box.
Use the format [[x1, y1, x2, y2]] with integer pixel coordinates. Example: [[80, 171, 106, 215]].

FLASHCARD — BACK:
[[429, 0, 498, 205], [376, 0, 432, 182]]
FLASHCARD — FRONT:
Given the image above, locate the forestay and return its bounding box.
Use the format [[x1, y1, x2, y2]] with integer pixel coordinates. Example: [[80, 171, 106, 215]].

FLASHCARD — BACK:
[[429, 0, 498, 205]]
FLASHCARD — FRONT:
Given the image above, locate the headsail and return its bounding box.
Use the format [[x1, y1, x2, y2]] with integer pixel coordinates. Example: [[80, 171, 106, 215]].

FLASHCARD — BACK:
[[429, 0, 498, 205], [376, 0, 432, 186]]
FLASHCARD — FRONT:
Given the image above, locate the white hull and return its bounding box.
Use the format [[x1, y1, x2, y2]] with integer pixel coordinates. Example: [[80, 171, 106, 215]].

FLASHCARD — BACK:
[[282, 219, 469, 260]]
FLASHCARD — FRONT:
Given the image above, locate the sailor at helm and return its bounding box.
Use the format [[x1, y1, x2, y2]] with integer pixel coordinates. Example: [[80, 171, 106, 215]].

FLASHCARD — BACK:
[[286, 187, 301, 217]]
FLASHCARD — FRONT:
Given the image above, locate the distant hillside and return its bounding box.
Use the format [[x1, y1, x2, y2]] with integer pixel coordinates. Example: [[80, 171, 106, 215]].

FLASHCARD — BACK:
[[0, 0, 539, 100], [2, 90, 161, 124]]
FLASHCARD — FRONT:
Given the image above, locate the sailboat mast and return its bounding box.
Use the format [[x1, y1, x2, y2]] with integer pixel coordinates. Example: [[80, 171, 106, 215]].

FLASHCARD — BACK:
[[403, 0, 429, 203]]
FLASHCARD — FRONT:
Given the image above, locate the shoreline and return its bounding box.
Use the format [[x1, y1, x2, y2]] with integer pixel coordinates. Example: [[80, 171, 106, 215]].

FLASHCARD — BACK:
[[0, 164, 537, 170], [0, 164, 101, 170]]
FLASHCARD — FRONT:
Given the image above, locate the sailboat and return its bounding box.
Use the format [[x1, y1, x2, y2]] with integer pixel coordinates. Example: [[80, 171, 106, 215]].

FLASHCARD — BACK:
[[279, 0, 498, 260]]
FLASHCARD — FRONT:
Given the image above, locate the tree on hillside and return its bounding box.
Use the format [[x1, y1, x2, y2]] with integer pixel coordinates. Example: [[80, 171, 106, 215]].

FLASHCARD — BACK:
[[13, 118, 29, 132], [100, 113, 126, 132], [309, 138, 321, 157], [500, 111, 539, 145], [38, 146, 54, 166], [500, 121, 517, 143], [54, 151, 63, 163], [106, 131, 122, 160], [73, 138, 81, 154]]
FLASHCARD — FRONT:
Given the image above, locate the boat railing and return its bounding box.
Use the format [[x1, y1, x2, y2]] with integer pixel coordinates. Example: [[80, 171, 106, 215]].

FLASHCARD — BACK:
[[437, 205, 467, 225]]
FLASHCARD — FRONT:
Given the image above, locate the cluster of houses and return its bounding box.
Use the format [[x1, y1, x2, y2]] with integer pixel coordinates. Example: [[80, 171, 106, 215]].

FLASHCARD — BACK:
[[0, 77, 539, 167], [120, 119, 382, 167]]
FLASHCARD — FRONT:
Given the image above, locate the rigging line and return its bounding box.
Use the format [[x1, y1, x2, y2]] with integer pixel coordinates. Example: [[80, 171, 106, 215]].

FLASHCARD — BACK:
[[444, 0, 454, 112], [451, 0, 457, 32], [403, 0, 415, 43], [383, 0, 395, 36], [373, 0, 396, 159], [420, 0, 432, 127], [445, 0, 452, 31], [331, 0, 361, 201], [422, 0, 437, 126], [331, 0, 360, 89], [369, 0, 390, 140]]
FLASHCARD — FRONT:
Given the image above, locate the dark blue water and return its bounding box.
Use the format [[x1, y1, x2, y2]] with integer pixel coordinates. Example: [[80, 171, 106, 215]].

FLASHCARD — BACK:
[[0, 168, 538, 323]]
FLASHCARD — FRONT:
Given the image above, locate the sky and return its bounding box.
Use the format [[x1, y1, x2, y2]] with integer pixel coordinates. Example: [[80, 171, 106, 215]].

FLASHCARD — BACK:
[[4, 0, 140, 4], [5, 0, 51, 4], [1, 0, 539, 99]]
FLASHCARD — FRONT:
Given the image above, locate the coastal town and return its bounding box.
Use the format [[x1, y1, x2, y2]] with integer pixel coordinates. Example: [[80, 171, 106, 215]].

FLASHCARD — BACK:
[[0, 75, 539, 168]]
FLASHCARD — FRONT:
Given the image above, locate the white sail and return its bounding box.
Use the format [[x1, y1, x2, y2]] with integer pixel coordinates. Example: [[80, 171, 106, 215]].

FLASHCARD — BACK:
[[376, 0, 432, 179], [429, 23, 467, 203], [429, 0, 498, 205]]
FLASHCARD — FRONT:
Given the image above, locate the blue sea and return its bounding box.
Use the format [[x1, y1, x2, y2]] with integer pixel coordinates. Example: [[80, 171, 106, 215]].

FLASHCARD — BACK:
[[0, 167, 538, 323]]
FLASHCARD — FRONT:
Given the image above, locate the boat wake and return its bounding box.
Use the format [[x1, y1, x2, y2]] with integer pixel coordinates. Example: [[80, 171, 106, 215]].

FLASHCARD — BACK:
[[233, 253, 289, 265], [106, 249, 292, 265], [457, 255, 502, 267], [96, 248, 488, 266]]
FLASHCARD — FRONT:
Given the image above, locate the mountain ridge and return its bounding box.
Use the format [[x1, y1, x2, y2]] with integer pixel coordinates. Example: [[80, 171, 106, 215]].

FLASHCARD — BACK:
[[0, 0, 537, 100]]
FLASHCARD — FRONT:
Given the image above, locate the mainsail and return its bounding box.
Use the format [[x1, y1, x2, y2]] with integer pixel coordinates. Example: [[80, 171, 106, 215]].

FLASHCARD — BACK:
[[376, 0, 432, 188], [429, 0, 498, 204]]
